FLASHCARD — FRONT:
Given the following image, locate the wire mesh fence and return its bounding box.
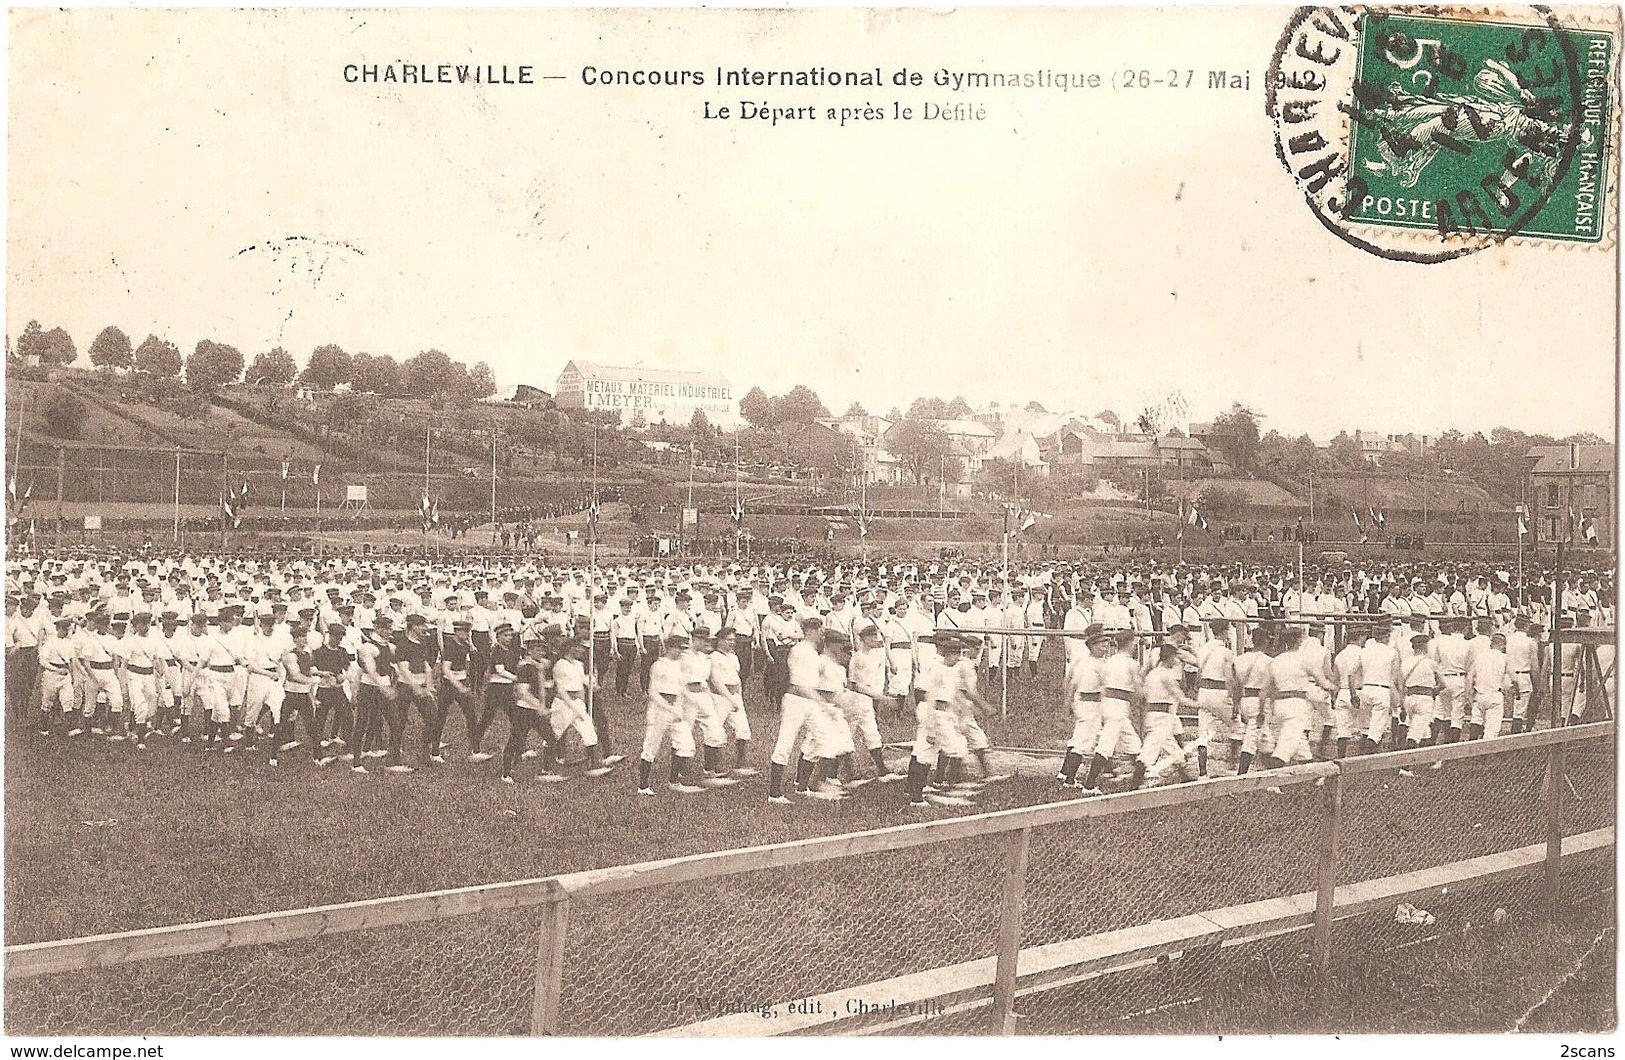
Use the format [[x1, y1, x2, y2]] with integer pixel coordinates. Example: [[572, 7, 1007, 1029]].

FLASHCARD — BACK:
[[557, 834, 1009, 1036], [1021, 779, 1324, 951], [1000, 860, 1615, 1036], [5, 905, 542, 1036], [4, 723, 1612, 1038]]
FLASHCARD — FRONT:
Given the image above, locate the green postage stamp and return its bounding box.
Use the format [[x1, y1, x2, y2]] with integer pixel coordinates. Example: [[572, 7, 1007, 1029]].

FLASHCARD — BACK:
[[1268, 6, 1620, 262]]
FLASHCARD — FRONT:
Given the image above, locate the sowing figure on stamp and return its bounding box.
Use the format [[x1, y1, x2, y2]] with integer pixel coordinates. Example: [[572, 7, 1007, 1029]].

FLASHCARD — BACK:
[[1362, 57, 1590, 190]]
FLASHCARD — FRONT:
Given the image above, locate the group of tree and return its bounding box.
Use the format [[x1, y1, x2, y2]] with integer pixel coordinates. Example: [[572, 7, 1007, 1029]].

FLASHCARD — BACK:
[[884, 417, 963, 486], [905, 395, 975, 420], [738, 384, 830, 428], [300, 345, 497, 402], [10, 321, 499, 402], [13, 320, 77, 367]]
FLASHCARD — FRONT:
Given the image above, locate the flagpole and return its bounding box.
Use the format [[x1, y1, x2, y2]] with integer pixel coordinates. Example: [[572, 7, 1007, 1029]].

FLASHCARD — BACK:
[[220, 450, 229, 549], [1001, 505, 1010, 721], [422, 422, 431, 559], [686, 438, 696, 553], [591, 424, 599, 568], [491, 426, 498, 547], [1177, 498, 1184, 566], [10, 382, 24, 487], [734, 433, 741, 561], [1516, 506, 1525, 608], [280, 456, 288, 515]]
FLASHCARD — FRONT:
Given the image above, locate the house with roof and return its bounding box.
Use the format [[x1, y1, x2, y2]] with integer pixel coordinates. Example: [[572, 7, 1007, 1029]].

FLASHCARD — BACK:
[[1526, 443, 1615, 546]]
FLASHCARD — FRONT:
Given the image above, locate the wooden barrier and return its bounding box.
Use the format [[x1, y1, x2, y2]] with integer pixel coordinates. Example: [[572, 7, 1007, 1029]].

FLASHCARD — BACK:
[[5, 722, 1613, 1039], [661, 828, 1614, 1037]]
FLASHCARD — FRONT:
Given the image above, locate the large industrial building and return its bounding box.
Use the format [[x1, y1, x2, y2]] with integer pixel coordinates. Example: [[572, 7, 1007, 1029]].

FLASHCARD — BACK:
[[553, 360, 736, 429]]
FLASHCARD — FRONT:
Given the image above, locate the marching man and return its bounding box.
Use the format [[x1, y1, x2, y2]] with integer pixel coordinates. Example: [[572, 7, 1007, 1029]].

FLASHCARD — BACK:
[[639, 634, 703, 797], [1193, 619, 1241, 778], [707, 625, 756, 777]]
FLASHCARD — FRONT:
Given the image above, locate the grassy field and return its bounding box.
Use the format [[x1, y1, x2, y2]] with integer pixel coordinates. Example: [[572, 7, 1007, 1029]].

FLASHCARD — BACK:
[[3, 642, 1614, 1035]]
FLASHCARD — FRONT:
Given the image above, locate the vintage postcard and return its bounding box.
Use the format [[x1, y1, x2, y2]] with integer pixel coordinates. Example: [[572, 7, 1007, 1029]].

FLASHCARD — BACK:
[[3, 3, 1619, 1050]]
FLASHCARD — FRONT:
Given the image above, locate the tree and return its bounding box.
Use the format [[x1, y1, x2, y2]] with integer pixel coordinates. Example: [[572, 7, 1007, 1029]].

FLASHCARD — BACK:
[[351, 352, 403, 396], [1206, 403, 1261, 473], [14, 320, 45, 364], [777, 385, 828, 424], [843, 401, 867, 417], [908, 396, 949, 419], [185, 339, 243, 390], [248, 347, 297, 387], [739, 386, 774, 428], [944, 396, 973, 418], [41, 391, 87, 439], [1025, 401, 1048, 414], [40, 327, 76, 367], [885, 406, 903, 421], [1197, 484, 1248, 518], [469, 361, 497, 398], [88, 325, 133, 370], [301, 344, 353, 391], [690, 408, 711, 434], [133, 334, 182, 378], [404, 348, 472, 400], [1326, 431, 1360, 469], [884, 417, 950, 484]]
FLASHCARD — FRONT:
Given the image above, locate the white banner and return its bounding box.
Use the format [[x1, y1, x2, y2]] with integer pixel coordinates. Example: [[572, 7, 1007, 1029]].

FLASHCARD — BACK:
[[681, 507, 698, 529], [83, 515, 102, 530], [345, 485, 368, 503], [658, 537, 671, 555]]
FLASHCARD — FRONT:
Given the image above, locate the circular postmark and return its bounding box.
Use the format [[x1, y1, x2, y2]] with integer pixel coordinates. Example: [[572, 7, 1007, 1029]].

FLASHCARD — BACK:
[[1266, 5, 1590, 263]]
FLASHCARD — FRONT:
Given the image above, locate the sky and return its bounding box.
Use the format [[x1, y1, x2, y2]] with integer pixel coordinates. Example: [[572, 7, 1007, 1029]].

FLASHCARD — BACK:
[[7, 6, 1618, 439]]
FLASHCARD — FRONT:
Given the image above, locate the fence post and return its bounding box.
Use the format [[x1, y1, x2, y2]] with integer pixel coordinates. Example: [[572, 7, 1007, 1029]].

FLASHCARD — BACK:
[[531, 893, 571, 1035], [990, 826, 1032, 1034], [1544, 744, 1565, 923], [1312, 771, 1344, 973]]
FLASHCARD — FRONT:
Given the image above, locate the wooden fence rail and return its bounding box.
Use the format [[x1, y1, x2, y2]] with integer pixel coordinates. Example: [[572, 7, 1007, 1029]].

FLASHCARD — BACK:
[[5, 721, 1613, 1038]]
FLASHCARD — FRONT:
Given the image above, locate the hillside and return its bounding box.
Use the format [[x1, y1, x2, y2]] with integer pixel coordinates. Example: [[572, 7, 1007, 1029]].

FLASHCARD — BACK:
[[6, 368, 1529, 557]]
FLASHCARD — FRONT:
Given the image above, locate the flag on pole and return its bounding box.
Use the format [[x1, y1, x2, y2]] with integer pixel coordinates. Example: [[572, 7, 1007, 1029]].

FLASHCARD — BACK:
[[431, 497, 441, 528], [222, 486, 241, 529], [1581, 516, 1598, 543], [312, 463, 322, 487], [1368, 506, 1385, 530], [730, 500, 744, 525], [420, 493, 434, 532], [1187, 503, 1209, 532], [1020, 510, 1037, 532], [589, 500, 601, 526], [280, 458, 290, 481]]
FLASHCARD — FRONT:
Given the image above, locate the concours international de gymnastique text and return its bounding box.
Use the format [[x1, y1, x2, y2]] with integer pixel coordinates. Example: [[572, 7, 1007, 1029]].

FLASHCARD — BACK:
[[341, 63, 1111, 92]]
